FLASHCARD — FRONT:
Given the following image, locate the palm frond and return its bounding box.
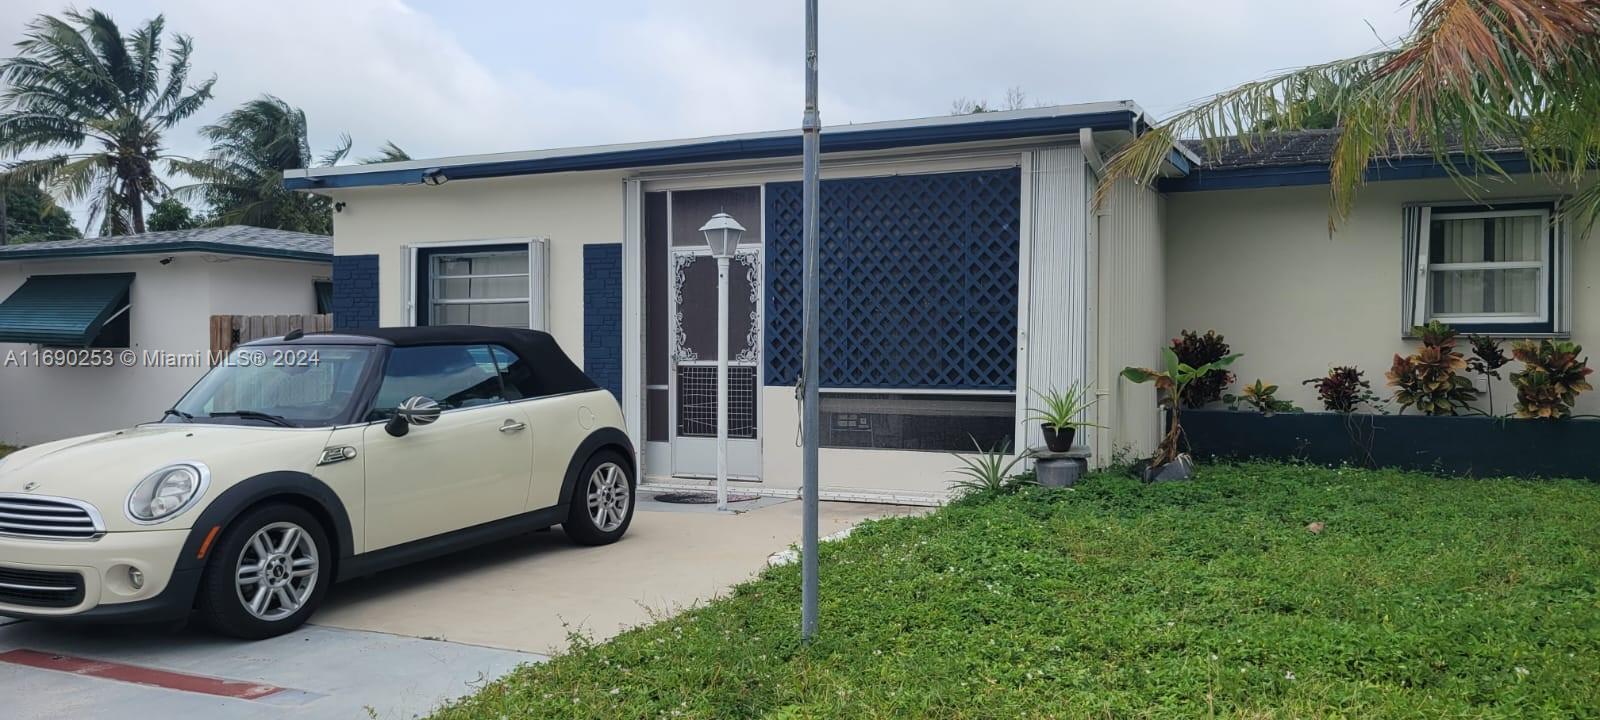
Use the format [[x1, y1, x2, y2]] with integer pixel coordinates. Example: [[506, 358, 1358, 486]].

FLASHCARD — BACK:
[[361, 140, 411, 164], [1100, 0, 1600, 233]]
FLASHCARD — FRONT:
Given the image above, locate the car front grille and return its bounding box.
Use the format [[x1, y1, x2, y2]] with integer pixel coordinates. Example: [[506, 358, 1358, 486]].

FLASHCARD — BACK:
[[0, 566, 85, 608], [0, 494, 104, 540]]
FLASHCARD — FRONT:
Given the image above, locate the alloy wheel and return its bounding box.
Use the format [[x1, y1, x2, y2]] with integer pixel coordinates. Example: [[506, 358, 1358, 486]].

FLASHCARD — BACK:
[[234, 521, 320, 622], [586, 462, 630, 532]]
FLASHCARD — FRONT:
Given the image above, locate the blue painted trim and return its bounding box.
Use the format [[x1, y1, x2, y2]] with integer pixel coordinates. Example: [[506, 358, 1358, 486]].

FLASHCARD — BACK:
[[331, 255, 380, 330], [1160, 151, 1532, 192], [582, 244, 623, 401], [0, 241, 329, 263], [285, 110, 1139, 191]]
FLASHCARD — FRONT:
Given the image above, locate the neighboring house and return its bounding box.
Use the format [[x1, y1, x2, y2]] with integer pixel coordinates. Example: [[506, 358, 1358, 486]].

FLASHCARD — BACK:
[[0, 226, 332, 445], [284, 103, 1588, 501]]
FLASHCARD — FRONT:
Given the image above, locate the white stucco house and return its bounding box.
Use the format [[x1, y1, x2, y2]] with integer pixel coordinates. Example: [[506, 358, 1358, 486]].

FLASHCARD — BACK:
[[0, 226, 332, 445], [285, 102, 1591, 502]]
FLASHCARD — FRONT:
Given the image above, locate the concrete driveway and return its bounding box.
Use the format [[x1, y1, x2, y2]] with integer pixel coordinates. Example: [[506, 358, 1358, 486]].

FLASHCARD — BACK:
[[0, 495, 919, 719]]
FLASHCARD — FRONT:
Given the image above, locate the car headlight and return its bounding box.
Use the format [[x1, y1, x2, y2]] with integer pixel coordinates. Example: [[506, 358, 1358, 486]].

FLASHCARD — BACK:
[[125, 462, 210, 524]]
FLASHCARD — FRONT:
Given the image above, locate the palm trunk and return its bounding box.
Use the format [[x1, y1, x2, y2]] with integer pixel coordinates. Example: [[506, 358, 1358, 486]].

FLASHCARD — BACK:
[[128, 184, 145, 234]]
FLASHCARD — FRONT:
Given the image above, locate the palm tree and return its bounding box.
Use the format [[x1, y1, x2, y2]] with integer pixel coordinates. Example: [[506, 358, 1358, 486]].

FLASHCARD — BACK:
[[172, 95, 350, 235], [0, 9, 214, 235], [1102, 0, 1600, 232]]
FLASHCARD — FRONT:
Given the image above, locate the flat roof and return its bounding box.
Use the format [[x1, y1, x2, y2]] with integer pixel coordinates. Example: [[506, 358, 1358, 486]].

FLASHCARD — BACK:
[[285, 101, 1168, 191]]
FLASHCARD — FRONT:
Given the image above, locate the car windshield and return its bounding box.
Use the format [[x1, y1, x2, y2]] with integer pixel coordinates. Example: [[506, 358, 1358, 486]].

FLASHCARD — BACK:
[[168, 345, 378, 428]]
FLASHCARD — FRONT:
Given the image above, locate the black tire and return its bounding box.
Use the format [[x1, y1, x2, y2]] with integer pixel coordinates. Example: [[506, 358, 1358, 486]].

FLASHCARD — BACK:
[[563, 450, 635, 546], [196, 503, 332, 640]]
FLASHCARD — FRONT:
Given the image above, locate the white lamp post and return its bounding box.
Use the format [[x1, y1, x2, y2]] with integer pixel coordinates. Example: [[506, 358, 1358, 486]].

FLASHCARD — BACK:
[[699, 211, 744, 512]]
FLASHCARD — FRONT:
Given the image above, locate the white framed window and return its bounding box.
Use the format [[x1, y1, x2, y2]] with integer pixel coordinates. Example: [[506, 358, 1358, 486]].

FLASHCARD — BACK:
[[1402, 201, 1569, 335], [405, 239, 548, 330]]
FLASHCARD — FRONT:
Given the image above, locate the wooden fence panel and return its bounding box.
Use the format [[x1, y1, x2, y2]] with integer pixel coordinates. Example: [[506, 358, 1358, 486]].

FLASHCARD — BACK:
[[208, 314, 335, 365]]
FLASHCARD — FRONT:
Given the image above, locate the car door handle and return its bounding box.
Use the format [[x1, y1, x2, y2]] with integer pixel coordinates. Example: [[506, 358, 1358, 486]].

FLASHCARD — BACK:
[[499, 420, 527, 433]]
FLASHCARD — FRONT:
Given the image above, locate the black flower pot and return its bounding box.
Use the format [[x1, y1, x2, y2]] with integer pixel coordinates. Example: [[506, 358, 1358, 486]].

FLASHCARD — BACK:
[[1041, 426, 1076, 453]]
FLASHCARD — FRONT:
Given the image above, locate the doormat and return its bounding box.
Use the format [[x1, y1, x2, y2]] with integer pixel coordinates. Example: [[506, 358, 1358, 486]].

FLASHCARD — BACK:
[[651, 491, 760, 504]]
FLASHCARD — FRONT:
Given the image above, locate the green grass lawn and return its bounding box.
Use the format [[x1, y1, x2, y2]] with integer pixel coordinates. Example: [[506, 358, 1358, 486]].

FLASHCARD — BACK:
[[432, 463, 1600, 719], [0, 444, 15, 459]]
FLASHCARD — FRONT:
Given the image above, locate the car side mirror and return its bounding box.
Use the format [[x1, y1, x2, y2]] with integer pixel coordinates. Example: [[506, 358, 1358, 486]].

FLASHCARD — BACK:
[[384, 396, 442, 437]]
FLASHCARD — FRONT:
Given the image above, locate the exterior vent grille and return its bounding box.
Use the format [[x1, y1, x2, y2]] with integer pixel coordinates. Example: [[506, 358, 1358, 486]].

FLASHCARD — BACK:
[[0, 494, 104, 540], [0, 566, 85, 608]]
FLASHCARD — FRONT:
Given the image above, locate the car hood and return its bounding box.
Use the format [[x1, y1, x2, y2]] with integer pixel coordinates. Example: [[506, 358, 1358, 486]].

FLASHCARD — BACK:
[[0, 423, 335, 532]]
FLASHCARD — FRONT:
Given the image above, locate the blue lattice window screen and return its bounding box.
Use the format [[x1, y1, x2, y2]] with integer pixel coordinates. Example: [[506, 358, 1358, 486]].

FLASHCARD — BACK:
[[764, 169, 1020, 390]]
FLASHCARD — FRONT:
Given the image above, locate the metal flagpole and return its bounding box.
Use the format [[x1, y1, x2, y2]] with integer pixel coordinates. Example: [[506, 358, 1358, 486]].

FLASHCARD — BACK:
[[800, 0, 821, 642]]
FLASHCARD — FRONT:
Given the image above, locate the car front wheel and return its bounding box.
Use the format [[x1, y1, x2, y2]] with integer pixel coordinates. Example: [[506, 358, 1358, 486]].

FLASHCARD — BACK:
[[564, 451, 634, 545], [197, 503, 331, 639]]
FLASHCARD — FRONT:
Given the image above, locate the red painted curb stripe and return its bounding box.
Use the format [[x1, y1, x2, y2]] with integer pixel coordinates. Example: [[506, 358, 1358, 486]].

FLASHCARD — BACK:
[[0, 649, 287, 700]]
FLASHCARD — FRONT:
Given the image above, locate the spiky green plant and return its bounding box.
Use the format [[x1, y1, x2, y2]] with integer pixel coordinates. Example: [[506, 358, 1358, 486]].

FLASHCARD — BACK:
[[947, 438, 1032, 497], [1025, 383, 1105, 432], [0, 8, 215, 234], [1100, 1, 1600, 234]]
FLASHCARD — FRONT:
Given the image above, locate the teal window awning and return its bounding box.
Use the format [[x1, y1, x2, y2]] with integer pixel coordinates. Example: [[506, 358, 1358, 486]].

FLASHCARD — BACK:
[[0, 273, 134, 346]]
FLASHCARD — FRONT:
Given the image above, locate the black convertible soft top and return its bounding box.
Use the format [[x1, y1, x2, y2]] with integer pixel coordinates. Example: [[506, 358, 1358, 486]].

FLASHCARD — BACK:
[[253, 325, 599, 397]]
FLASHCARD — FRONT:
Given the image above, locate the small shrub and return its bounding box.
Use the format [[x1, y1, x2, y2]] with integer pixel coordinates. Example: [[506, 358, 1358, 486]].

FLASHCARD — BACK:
[[1224, 379, 1301, 414], [947, 438, 1032, 497], [1509, 339, 1594, 418], [1466, 335, 1513, 414], [1303, 366, 1381, 413], [1387, 321, 1479, 415], [1171, 330, 1235, 408]]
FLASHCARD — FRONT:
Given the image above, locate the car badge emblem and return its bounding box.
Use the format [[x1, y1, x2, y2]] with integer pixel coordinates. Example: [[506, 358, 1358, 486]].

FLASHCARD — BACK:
[[22, 482, 38, 492]]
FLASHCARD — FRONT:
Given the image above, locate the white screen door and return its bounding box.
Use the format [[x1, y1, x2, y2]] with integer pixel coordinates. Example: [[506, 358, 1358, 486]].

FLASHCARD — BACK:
[[669, 246, 762, 479]]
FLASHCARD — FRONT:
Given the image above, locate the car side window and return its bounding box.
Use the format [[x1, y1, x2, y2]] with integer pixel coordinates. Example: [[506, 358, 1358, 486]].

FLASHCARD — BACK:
[[491, 345, 540, 401], [369, 344, 507, 420]]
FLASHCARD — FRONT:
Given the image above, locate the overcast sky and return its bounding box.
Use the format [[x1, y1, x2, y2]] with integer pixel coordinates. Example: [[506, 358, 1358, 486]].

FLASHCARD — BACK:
[[0, 1, 1416, 228]]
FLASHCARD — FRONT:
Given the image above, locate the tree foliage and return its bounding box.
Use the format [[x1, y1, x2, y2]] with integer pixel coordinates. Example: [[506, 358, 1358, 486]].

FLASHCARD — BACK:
[[0, 176, 79, 243], [146, 195, 200, 231], [0, 8, 214, 235], [1102, 0, 1600, 232]]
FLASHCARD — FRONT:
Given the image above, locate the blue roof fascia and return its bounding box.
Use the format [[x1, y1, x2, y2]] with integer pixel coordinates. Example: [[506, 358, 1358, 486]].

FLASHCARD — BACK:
[[0, 241, 329, 263], [286, 110, 1140, 191], [1160, 151, 1532, 192]]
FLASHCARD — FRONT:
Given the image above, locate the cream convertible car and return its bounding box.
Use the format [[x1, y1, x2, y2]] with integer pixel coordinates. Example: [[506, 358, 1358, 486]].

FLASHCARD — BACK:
[[0, 326, 635, 639]]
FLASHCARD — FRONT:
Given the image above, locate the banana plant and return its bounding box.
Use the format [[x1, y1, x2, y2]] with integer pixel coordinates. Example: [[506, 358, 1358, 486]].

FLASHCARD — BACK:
[[1121, 348, 1242, 467]]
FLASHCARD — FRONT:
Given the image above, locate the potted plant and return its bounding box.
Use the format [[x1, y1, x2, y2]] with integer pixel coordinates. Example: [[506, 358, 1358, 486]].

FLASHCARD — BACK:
[[1026, 383, 1104, 452], [1121, 347, 1241, 481]]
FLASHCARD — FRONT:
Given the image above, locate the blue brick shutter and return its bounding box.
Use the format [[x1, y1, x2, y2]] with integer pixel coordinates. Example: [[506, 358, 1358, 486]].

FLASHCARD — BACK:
[[764, 169, 1021, 390], [330, 254, 381, 330], [582, 243, 624, 400]]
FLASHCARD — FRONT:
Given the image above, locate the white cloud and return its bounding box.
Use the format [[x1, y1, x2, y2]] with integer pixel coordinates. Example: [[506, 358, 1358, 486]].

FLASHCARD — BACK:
[[0, 0, 1417, 232]]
